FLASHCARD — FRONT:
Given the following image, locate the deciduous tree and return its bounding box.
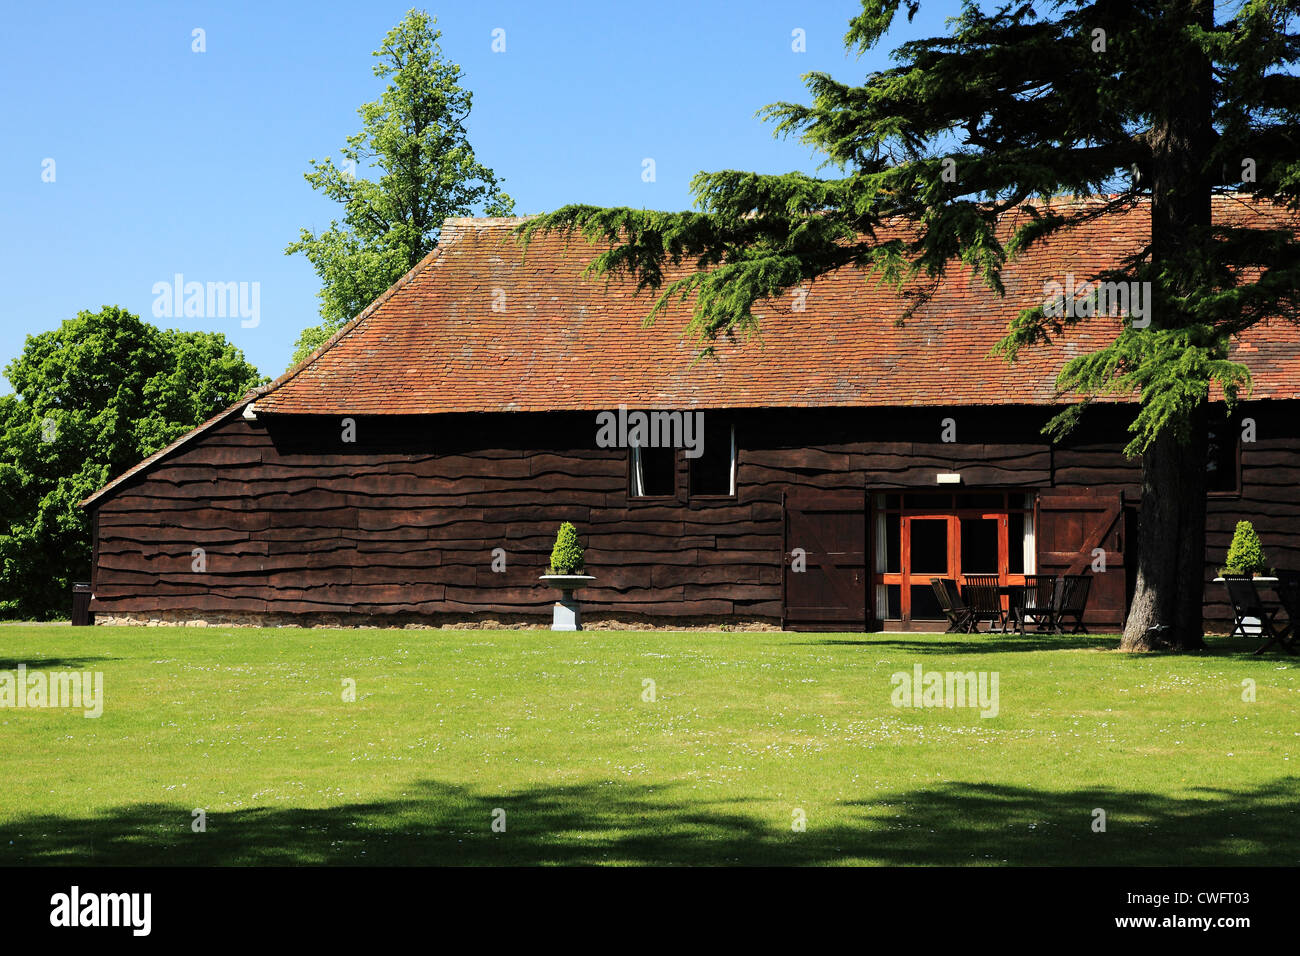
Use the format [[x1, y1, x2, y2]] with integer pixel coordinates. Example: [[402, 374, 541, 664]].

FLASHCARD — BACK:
[[287, 9, 514, 364], [0, 306, 264, 619]]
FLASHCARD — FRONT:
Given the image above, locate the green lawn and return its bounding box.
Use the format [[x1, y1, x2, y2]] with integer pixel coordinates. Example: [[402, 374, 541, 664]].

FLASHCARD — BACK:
[[1, 625, 1297, 865]]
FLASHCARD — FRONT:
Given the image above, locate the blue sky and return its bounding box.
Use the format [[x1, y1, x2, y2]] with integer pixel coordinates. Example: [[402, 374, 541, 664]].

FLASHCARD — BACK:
[[0, 0, 950, 388]]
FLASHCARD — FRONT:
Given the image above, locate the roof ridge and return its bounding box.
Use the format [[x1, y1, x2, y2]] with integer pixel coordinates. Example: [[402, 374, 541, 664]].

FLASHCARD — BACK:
[[442, 214, 538, 226]]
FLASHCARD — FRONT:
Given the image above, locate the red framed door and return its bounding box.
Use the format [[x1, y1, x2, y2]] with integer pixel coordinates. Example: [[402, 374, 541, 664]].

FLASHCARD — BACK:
[[874, 492, 1032, 627], [900, 514, 954, 622]]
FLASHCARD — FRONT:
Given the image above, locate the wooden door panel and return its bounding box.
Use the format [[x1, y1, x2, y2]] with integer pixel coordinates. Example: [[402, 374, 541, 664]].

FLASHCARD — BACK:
[[783, 492, 867, 630]]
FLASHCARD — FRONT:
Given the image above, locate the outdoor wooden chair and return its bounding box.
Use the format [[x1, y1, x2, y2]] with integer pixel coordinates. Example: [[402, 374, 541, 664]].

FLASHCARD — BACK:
[[1224, 577, 1289, 654], [1054, 575, 1092, 634], [931, 577, 973, 633], [1012, 574, 1058, 634], [1274, 572, 1300, 653], [1220, 572, 1255, 639], [962, 575, 1006, 632]]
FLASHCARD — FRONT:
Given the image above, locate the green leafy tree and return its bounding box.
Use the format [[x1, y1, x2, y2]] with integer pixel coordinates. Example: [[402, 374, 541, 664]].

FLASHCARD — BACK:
[[287, 8, 514, 364], [522, 0, 1300, 651], [1223, 520, 1269, 575], [0, 306, 265, 619], [547, 522, 586, 575]]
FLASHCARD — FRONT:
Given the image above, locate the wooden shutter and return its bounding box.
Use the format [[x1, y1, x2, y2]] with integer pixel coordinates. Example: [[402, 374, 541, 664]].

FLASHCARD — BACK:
[[1035, 490, 1127, 627]]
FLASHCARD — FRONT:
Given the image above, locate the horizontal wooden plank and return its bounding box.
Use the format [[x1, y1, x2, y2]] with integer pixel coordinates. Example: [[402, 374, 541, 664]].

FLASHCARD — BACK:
[[89, 404, 1300, 626]]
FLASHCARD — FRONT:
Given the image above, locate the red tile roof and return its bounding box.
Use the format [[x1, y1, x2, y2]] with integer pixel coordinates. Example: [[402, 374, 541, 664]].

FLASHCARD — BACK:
[[254, 195, 1300, 416], [78, 195, 1300, 510]]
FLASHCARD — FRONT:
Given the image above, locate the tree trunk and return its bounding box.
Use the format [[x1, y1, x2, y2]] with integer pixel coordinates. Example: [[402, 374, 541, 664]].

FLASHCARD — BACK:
[[1121, 405, 1209, 651], [1120, 0, 1214, 652]]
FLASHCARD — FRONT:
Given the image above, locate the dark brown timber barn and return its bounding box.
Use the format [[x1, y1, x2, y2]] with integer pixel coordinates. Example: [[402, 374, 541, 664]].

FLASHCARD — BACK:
[[81, 198, 1300, 632]]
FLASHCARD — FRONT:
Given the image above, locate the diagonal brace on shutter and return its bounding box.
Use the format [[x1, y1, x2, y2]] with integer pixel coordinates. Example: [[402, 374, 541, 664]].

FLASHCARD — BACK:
[[1042, 498, 1123, 575]]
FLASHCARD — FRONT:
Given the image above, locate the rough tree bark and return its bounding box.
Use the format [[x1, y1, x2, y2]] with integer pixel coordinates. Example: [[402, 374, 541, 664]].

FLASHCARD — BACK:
[[1121, 405, 1209, 651], [1120, 0, 1213, 651]]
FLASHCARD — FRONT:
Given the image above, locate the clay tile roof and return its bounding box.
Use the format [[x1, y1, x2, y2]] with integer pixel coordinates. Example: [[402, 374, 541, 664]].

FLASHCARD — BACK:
[[252, 195, 1300, 416], [80, 195, 1300, 509]]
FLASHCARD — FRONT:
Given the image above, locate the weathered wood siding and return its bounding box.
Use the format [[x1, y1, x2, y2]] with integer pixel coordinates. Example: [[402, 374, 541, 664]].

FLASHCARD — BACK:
[[90, 403, 1300, 630], [1205, 402, 1300, 630]]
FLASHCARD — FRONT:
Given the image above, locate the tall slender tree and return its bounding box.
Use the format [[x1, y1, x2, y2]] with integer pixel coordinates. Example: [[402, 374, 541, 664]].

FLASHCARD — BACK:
[[522, 0, 1300, 651], [288, 9, 513, 364]]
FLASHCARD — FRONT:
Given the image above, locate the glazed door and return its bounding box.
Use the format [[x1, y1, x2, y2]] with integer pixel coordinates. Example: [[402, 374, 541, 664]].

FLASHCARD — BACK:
[[901, 515, 954, 622], [873, 491, 1035, 627]]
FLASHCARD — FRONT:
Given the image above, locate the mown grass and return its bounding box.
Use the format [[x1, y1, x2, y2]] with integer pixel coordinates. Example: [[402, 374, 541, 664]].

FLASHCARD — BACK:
[[0, 625, 1297, 865]]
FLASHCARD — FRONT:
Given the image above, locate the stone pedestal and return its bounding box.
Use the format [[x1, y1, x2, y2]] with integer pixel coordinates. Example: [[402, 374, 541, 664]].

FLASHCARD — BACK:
[[539, 575, 596, 631], [552, 592, 581, 631]]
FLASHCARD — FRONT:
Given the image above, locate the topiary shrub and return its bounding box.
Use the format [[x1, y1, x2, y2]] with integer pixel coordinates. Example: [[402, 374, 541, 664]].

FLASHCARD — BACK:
[[547, 522, 586, 575], [1222, 520, 1269, 576]]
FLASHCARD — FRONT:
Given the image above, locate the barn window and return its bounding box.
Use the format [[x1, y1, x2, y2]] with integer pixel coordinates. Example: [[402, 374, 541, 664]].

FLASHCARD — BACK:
[[689, 419, 736, 497], [631, 445, 676, 497], [1206, 417, 1240, 495]]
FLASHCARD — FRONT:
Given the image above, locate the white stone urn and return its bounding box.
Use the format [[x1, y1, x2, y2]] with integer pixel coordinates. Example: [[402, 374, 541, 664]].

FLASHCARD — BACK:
[[539, 574, 596, 631]]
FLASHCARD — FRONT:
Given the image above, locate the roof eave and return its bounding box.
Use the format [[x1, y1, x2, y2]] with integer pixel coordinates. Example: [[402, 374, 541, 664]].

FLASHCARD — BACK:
[[77, 386, 268, 510], [78, 234, 458, 510]]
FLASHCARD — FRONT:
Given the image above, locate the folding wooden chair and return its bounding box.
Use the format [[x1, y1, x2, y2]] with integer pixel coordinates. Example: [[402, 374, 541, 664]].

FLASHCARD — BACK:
[[931, 577, 973, 633], [1013, 574, 1058, 634], [1055, 575, 1092, 634], [1267, 573, 1299, 655], [962, 575, 1006, 633], [1224, 577, 1289, 654]]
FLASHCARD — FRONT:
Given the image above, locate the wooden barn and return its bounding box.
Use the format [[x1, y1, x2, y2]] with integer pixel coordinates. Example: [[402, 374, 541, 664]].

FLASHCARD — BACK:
[[80, 197, 1300, 632]]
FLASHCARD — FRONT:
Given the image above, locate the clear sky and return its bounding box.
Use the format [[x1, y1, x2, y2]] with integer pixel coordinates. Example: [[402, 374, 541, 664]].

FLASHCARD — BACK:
[[0, 0, 950, 388]]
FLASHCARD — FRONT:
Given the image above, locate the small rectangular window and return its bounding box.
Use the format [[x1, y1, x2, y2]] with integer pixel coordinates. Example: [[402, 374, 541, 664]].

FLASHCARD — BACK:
[[631, 445, 675, 497], [1206, 417, 1240, 495], [904, 492, 950, 510], [688, 419, 736, 497]]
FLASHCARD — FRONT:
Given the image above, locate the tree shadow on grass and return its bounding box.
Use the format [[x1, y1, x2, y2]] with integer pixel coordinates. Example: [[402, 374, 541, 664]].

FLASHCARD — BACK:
[[1188, 635, 1300, 661], [0, 656, 119, 671], [805, 633, 1300, 661], [2, 777, 1296, 866], [803, 634, 1117, 654]]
